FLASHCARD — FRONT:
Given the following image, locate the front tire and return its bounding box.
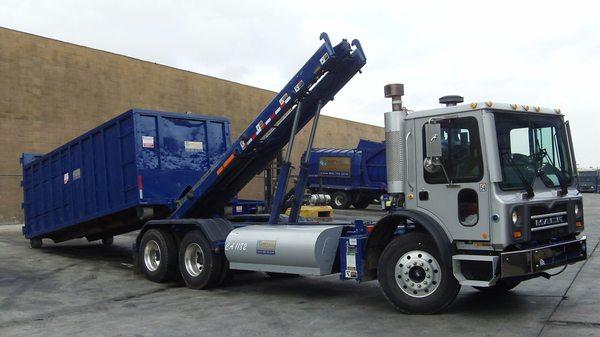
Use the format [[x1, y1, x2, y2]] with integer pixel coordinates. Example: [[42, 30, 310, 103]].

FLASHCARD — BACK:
[[139, 228, 179, 283], [179, 230, 224, 289], [378, 232, 460, 314]]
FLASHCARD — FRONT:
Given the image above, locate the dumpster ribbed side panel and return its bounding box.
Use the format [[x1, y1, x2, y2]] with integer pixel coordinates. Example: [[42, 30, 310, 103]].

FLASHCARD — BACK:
[[21, 109, 231, 241]]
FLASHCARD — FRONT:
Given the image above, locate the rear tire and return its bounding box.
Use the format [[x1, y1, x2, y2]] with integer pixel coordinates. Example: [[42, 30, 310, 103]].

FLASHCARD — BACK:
[[473, 279, 520, 293], [378, 232, 460, 314], [139, 228, 179, 283], [30, 238, 42, 249], [332, 191, 351, 209], [178, 230, 224, 289], [352, 196, 371, 209]]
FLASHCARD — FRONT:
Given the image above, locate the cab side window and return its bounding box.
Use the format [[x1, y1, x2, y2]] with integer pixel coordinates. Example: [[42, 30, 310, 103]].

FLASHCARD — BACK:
[[423, 117, 483, 184]]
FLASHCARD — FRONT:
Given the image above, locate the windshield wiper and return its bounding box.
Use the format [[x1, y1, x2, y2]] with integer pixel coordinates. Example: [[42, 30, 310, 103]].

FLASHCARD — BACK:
[[502, 152, 534, 199], [534, 148, 568, 196]]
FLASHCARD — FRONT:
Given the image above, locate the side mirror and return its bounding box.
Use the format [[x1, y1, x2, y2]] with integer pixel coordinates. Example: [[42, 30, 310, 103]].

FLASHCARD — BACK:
[[423, 157, 442, 174], [424, 122, 444, 174], [423, 121, 454, 185], [425, 123, 442, 158]]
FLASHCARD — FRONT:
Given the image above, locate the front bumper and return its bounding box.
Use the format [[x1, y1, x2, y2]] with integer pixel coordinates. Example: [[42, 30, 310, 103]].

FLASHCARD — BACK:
[[501, 237, 587, 278]]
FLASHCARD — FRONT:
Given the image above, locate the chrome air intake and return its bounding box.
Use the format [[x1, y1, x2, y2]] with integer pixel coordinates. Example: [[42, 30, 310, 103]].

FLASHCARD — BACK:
[[384, 84, 406, 194]]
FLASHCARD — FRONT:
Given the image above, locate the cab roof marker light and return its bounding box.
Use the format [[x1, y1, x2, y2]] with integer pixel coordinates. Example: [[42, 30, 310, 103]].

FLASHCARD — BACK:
[[535, 106, 541, 112], [510, 104, 519, 110], [485, 101, 493, 107], [522, 105, 530, 111], [554, 108, 562, 114], [469, 102, 478, 109]]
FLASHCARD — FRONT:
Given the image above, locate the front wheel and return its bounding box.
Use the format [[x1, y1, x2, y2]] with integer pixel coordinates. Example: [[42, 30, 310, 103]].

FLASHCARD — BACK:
[[378, 232, 460, 314], [179, 230, 224, 289]]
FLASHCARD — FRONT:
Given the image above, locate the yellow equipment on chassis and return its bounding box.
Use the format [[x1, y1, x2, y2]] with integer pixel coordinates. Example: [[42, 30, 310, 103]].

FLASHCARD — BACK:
[[285, 205, 333, 220]]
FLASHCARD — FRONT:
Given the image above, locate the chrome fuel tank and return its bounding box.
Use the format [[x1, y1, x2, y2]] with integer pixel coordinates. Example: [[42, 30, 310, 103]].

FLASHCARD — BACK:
[[224, 225, 343, 275]]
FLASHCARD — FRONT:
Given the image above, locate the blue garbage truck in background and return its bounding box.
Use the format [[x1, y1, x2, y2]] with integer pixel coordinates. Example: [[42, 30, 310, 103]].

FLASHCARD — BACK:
[[577, 169, 600, 193], [306, 139, 387, 209]]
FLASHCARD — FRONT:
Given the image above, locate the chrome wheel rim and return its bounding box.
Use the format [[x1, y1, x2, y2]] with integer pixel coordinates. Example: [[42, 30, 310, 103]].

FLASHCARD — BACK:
[[184, 243, 205, 277], [143, 240, 161, 272], [394, 250, 441, 298], [334, 196, 343, 207]]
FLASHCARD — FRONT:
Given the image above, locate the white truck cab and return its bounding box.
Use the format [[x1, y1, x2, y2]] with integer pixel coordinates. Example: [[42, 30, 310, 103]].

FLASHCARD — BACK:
[[373, 84, 586, 312]]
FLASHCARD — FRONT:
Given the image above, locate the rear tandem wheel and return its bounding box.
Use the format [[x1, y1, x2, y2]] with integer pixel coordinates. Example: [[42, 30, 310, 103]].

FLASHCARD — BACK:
[[139, 228, 179, 283], [178, 230, 225, 289]]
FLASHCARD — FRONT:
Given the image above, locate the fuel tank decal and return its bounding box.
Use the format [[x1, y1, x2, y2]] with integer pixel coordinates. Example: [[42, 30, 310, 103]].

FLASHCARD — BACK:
[[257, 240, 277, 255]]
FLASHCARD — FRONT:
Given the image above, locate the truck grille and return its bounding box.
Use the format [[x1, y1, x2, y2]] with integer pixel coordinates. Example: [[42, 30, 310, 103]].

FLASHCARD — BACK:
[[529, 203, 569, 241], [531, 211, 568, 231]]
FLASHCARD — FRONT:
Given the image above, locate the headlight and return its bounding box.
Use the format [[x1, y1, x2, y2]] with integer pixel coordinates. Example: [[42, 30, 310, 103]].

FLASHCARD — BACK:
[[512, 210, 519, 225]]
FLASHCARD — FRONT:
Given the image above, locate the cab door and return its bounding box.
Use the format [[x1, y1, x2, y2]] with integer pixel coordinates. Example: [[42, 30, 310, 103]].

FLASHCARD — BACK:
[[414, 113, 491, 241]]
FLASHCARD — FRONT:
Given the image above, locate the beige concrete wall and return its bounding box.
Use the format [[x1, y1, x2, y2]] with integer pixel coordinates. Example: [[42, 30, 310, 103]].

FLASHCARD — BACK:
[[0, 27, 383, 224]]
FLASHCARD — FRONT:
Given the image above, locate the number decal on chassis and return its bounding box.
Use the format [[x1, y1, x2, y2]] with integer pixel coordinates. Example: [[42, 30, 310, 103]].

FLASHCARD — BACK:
[[225, 241, 248, 251]]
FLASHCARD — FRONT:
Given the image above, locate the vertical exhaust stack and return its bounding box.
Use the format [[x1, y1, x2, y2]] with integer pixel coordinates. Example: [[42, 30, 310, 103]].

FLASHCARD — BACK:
[[384, 84, 407, 195]]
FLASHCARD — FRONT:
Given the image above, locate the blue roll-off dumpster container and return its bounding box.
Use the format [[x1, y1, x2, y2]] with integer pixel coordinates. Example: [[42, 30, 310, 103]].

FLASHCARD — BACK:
[[21, 109, 231, 243]]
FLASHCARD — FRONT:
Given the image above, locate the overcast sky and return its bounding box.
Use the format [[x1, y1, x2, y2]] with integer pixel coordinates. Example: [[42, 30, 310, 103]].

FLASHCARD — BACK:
[[1, 0, 599, 167]]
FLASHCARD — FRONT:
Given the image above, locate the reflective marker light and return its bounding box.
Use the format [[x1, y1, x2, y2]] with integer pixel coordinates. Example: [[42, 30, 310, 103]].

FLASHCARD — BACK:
[[513, 230, 522, 239], [575, 203, 582, 217]]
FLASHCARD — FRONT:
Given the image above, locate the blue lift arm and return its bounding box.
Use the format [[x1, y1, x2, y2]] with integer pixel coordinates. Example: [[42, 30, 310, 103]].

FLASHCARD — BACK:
[[169, 33, 366, 220]]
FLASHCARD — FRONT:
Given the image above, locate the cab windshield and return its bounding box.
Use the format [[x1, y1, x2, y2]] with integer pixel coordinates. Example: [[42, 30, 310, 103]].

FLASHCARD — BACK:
[[494, 111, 574, 190]]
